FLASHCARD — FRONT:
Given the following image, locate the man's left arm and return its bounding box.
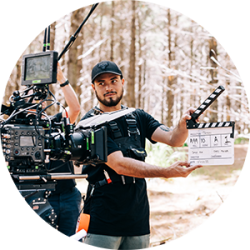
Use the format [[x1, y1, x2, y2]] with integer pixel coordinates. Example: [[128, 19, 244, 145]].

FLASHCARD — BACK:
[[57, 63, 80, 124], [151, 107, 196, 147]]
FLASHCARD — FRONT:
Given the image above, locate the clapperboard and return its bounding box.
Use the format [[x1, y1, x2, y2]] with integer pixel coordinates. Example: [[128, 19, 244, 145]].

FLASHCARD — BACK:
[[187, 86, 235, 165]]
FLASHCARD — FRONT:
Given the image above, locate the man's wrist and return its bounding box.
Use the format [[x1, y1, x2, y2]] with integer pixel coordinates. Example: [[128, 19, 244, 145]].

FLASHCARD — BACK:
[[60, 79, 69, 87]]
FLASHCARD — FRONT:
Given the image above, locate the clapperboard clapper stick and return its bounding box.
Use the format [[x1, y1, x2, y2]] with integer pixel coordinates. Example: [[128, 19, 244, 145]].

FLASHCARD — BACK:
[[186, 85, 235, 166], [187, 85, 225, 128]]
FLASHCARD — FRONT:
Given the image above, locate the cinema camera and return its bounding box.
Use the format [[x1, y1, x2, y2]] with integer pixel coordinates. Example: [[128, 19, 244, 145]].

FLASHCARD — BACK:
[[0, 48, 107, 228]]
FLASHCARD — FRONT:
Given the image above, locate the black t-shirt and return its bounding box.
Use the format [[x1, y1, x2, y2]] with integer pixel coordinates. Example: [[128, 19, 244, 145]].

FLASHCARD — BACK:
[[48, 113, 76, 195], [81, 108, 162, 236]]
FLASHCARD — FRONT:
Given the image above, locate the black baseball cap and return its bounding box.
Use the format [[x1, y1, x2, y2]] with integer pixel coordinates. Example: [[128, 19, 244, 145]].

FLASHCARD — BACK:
[[91, 61, 123, 83]]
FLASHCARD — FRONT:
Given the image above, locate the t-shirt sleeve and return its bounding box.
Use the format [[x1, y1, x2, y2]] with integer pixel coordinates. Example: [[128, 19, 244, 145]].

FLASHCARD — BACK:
[[136, 109, 163, 143], [107, 137, 121, 156]]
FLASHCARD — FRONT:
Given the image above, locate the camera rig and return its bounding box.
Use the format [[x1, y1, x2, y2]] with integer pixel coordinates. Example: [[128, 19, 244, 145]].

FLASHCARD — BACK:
[[0, 70, 107, 227], [0, 3, 105, 229]]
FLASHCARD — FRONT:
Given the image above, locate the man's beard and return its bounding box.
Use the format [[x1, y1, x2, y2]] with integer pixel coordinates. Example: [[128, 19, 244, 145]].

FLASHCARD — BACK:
[[95, 88, 124, 107]]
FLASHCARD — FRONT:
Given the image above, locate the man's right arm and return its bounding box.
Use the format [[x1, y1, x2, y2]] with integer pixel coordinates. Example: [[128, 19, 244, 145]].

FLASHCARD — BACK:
[[57, 63, 80, 124], [106, 151, 202, 179]]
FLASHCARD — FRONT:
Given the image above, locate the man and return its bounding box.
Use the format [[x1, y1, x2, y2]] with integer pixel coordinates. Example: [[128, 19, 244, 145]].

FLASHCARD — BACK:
[[81, 61, 202, 249], [46, 63, 82, 236]]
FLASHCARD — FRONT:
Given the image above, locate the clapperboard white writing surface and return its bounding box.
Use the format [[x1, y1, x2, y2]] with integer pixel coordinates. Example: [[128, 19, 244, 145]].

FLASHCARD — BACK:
[[188, 122, 235, 165]]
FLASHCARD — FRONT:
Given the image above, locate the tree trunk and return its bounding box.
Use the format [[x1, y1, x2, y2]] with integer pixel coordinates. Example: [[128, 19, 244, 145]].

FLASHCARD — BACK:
[[99, 5, 103, 59], [118, 1, 126, 75], [208, 36, 218, 122], [225, 79, 231, 121], [49, 21, 56, 51], [137, 6, 142, 109], [166, 9, 174, 128], [110, 1, 115, 61], [67, 9, 84, 108], [126, 0, 136, 107]]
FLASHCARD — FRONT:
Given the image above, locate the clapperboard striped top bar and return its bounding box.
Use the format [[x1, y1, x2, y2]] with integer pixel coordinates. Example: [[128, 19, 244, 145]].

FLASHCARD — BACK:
[[197, 121, 234, 128], [187, 121, 235, 138]]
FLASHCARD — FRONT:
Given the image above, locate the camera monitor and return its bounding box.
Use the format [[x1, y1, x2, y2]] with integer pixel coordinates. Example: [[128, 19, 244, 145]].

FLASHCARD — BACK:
[[21, 51, 58, 85]]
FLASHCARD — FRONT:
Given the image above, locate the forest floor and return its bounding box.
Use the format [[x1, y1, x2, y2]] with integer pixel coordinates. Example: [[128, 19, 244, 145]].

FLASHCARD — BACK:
[[147, 144, 249, 247], [75, 144, 249, 248]]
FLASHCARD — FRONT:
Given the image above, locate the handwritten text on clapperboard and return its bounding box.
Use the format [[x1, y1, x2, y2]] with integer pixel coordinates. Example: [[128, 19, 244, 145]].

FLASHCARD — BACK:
[[188, 126, 234, 165]]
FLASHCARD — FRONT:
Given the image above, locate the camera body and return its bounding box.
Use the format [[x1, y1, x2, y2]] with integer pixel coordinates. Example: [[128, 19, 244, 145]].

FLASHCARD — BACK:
[[1, 121, 108, 175], [2, 124, 46, 173], [1, 50, 108, 176]]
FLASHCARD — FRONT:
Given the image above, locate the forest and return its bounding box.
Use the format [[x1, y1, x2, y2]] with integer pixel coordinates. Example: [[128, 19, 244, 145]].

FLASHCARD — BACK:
[[2, 0, 250, 137], [1, 0, 250, 247]]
